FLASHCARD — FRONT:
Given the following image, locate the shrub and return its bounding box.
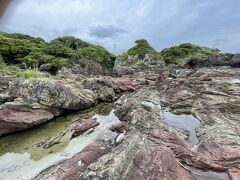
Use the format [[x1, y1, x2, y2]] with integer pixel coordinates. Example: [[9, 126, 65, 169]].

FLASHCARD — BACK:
[[0, 31, 46, 64], [17, 69, 45, 79], [127, 39, 157, 60], [161, 43, 219, 65], [51, 36, 90, 50], [74, 45, 115, 70], [44, 42, 73, 58]]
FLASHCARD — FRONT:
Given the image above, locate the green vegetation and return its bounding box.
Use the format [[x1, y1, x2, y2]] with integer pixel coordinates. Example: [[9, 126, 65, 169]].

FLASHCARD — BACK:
[[127, 39, 155, 59], [0, 64, 21, 76], [126, 39, 161, 60], [0, 32, 116, 74], [74, 45, 115, 70], [160, 43, 219, 64], [17, 69, 45, 79], [0, 31, 221, 74], [120, 41, 219, 66]]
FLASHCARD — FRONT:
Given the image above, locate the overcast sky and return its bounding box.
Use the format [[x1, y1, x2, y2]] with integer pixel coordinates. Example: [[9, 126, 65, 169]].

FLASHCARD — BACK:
[[1, 0, 240, 54]]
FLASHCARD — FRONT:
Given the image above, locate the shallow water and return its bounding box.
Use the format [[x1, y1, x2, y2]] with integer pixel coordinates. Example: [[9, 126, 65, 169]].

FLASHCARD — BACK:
[[0, 103, 120, 180], [141, 100, 201, 145], [161, 111, 201, 145], [227, 78, 240, 84], [215, 78, 240, 84], [188, 166, 230, 180]]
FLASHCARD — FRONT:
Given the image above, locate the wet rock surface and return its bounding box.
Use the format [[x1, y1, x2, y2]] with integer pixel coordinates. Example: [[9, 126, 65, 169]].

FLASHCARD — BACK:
[[71, 118, 100, 138], [35, 140, 112, 180]]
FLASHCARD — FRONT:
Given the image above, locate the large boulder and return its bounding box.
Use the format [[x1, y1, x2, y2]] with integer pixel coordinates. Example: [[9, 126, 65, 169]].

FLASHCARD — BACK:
[[9, 78, 97, 110], [0, 105, 63, 136]]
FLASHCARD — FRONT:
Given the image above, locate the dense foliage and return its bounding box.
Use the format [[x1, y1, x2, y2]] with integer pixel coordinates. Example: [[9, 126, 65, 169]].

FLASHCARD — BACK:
[[126, 39, 159, 59], [160, 43, 219, 64], [0, 32, 116, 74]]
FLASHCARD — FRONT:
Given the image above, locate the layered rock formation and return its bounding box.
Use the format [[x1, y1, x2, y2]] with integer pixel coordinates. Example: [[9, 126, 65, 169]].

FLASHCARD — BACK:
[[0, 74, 148, 136]]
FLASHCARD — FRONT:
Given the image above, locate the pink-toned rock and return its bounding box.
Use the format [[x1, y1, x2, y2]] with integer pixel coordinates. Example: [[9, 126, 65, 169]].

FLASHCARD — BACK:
[[150, 129, 240, 180], [71, 118, 100, 138], [126, 144, 190, 180], [0, 105, 63, 136], [107, 77, 146, 91], [35, 140, 112, 180]]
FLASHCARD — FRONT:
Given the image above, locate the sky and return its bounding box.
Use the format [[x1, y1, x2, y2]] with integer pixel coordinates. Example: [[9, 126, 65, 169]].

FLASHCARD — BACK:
[[0, 0, 240, 54]]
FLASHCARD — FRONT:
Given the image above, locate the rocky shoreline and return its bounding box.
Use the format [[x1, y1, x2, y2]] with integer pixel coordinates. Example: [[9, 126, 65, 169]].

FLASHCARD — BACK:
[[0, 53, 240, 179]]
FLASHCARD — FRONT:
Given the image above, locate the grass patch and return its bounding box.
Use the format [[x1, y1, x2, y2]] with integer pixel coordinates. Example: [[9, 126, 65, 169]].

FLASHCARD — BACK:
[[17, 69, 45, 79], [0, 64, 21, 75]]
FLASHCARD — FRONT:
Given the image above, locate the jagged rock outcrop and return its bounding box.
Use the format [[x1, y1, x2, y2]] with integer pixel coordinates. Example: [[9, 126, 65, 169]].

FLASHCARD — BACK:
[[58, 61, 104, 76], [113, 39, 164, 76], [113, 54, 165, 76], [184, 53, 240, 68], [0, 76, 16, 105]]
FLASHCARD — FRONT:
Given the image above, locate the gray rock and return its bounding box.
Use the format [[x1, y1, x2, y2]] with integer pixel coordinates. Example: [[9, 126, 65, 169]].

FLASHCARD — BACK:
[[9, 78, 97, 110], [98, 86, 115, 102]]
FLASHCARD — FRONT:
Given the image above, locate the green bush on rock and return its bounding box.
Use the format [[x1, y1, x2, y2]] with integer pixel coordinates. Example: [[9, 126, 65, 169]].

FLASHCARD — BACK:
[[126, 39, 158, 60], [74, 45, 115, 70], [160, 43, 219, 65]]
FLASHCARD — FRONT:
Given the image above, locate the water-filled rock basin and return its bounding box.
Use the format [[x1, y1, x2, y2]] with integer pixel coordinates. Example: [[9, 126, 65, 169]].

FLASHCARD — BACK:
[[0, 103, 120, 180]]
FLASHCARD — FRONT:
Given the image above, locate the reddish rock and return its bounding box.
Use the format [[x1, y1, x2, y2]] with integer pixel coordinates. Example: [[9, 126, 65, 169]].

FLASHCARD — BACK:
[[0, 105, 63, 136], [35, 140, 112, 180], [150, 129, 240, 180], [125, 144, 190, 180], [107, 77, 146, 91], [71, 118, 100, 138]]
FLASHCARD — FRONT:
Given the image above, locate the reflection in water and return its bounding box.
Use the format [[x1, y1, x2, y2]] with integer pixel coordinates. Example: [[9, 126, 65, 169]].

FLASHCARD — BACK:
[[141, 100, 201, 144], [0, 103, 119, 180], [161, 111, 201, 144]]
